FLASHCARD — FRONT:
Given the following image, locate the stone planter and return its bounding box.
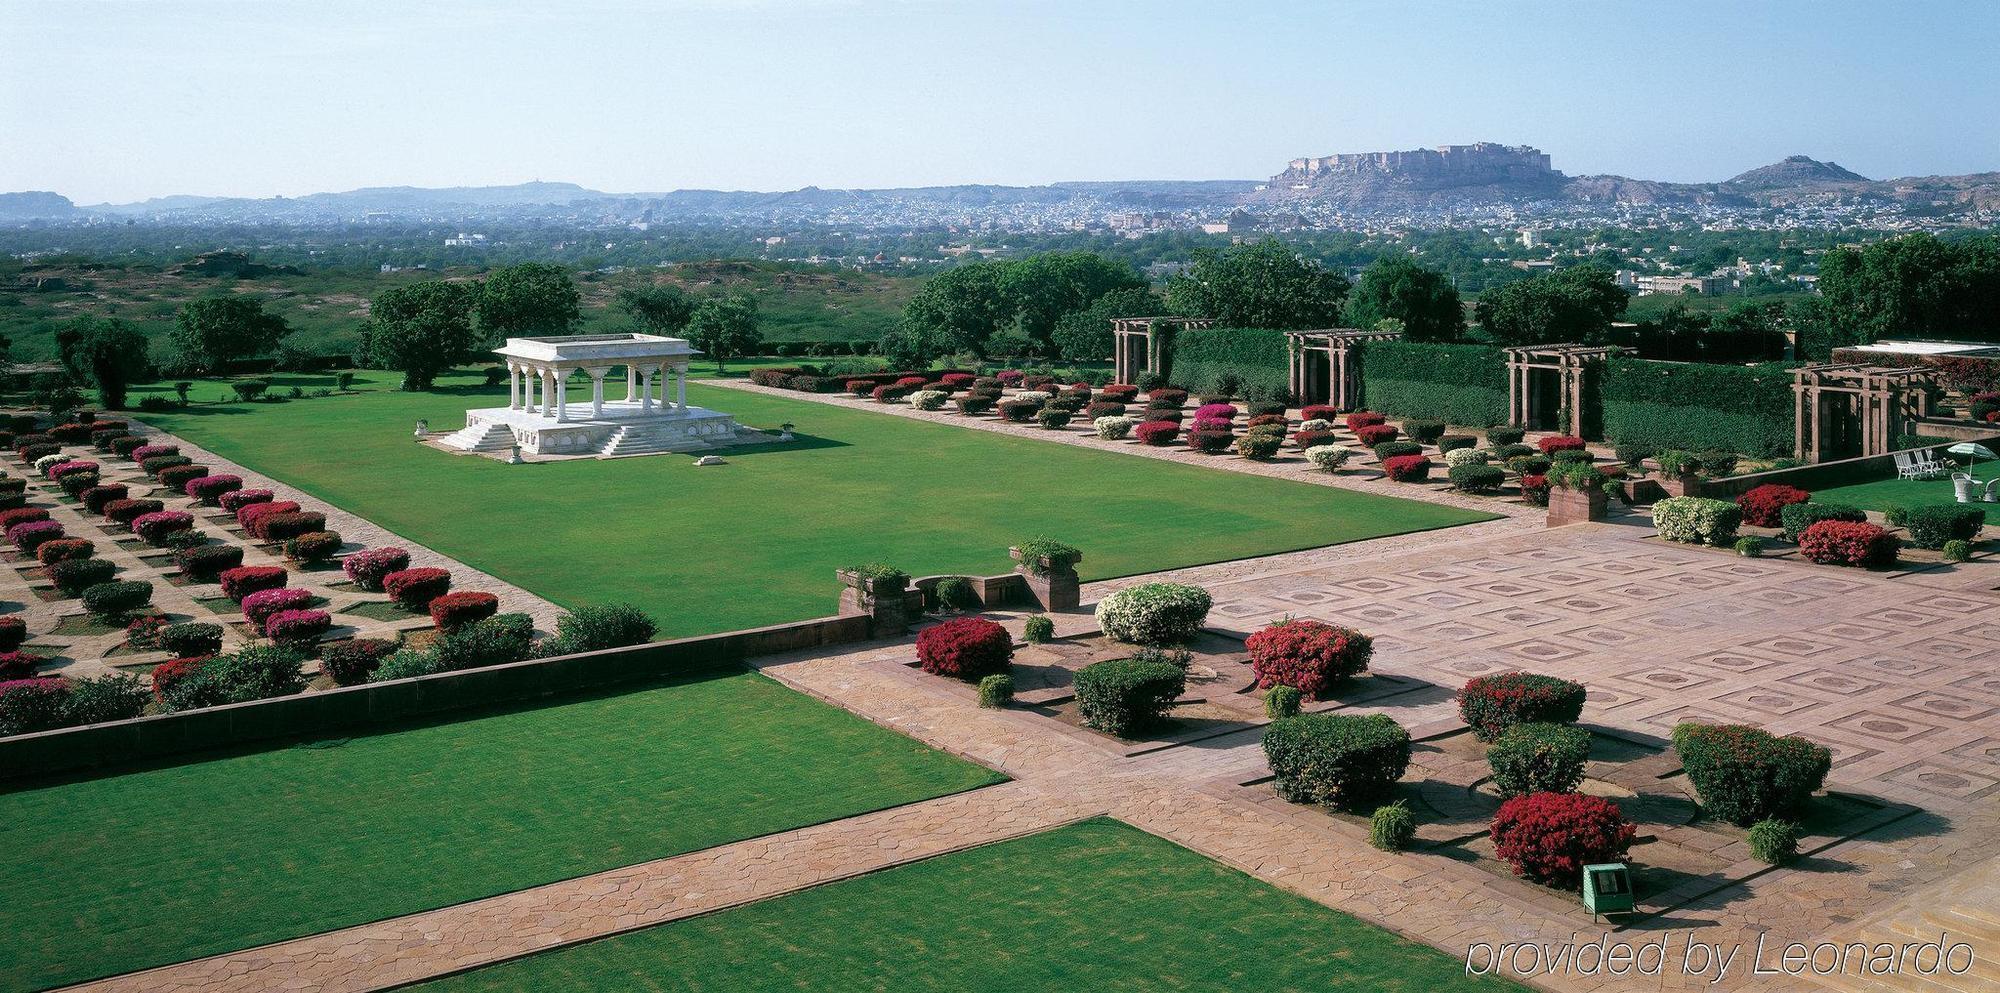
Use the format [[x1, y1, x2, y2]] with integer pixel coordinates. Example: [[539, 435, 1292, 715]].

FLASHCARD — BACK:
[[1547, 483, 1609, 527], [1656, 472, 1704, 499], [836, 569, 921, 635], [1009, 546, 1082, 612]]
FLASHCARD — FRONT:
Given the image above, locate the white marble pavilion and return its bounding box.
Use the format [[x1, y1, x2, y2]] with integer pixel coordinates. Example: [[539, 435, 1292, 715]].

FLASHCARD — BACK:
[[436, 333, 767, 459]]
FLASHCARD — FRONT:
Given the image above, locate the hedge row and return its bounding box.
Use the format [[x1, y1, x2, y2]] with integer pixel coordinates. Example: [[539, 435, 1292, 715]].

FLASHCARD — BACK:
[[1163, 328, 1290, 401], [1599, 358, 1795, 457], [1356, 341, 1508, 427]]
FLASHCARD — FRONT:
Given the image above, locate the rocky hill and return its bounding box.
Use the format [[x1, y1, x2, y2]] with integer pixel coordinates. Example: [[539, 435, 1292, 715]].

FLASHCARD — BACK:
[[1724, 155, 1869, 189], [0, 192, 80, 221]]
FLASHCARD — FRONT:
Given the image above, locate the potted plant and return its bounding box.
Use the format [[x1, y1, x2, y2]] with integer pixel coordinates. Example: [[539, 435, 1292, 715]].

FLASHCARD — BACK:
[[1546, 461, 1610, 525], [1009, 536, 1082, 576], [836, 562, 910, 600], [1652, 449, 1703, 498]]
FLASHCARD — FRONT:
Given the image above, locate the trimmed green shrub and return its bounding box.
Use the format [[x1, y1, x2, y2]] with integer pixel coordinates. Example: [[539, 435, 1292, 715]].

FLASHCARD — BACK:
[[1357, 341, 1509, 426], [160, 645, 307, 711], [1486, 426, 1526, 446], [1942, 539, 1974, 563], [1778, 501, 1866, 542], [932, 576, 978, 612], [1022, 615, 1054, 644], [1904, 504, 1985, 550], [1234, 433, 1282, 460], [1748, 818, 1800, 865], [1601, 358, 1793, 457], [1402, 419, 1446, 443], [1672, 723, 1831, 825], [1449, 463, 1506, 494], [1261, 712, 1411, 810], [1264, 685, 1303, 720], [432, 613, 536, 671], [1372, 441, 1423, 460], [1164, 327, 1290, 400], [81, 580, 152, 619], [1094, 582, 1212, 645], [544, 603, 654, 654], [1074, 657, 1186, 737], [1459, 672, 1586, 742], [158, 622, 223, 658], [1734, 535, 1766, 557], [977, 673, 1014, 708], [1370, 801, 1416, 852], [1488, 723, 1591, 797], [1438, 434, 1476, 453], [49, 556, 116, 596], [369, 649, 447, 682], [1653, 496, 1742, 545]]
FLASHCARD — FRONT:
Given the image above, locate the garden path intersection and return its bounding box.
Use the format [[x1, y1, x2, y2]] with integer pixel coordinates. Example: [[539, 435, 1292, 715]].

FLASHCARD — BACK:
[[61, 516, 2000, 993]]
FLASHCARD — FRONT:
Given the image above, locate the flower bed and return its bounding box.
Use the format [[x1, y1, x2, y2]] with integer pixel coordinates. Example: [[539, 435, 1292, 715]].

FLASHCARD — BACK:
[[238, 500, 300, 534], [219, 489, 274, 514], [1536, 435, 1587, 455], [33, 537, 93, 565], [1735, 484, 1810, 528], [1491, 792, 1636, 888], [1798, 520, 1898, 567], [1134, 421, 1181, 447], [1381, 455, 1432, 482], [264, 608, 332, 644], [914, 616, 1012, 679], [7, 520, 64, 554], [1354, 424, 1399, 447]]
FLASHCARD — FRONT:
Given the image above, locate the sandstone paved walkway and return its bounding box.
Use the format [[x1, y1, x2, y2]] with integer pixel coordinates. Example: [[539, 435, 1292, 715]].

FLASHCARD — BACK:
[[64, 519, 2000, 993]]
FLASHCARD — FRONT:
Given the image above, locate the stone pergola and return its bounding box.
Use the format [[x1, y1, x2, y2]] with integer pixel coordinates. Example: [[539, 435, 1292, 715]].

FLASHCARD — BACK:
[[1284, 328, 1402, 410], [1791, 362, 1937, 462], [1504, 343, 1618, 436], [1110, 317, 1214, 385], [496, 333, 696, 423]]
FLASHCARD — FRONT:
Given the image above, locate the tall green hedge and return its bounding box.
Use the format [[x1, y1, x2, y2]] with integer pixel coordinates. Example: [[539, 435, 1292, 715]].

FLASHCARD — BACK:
[[1357, 341, 1508, 426], [1599, 358, 1795, 457], [1166, 327, 1290, 400]]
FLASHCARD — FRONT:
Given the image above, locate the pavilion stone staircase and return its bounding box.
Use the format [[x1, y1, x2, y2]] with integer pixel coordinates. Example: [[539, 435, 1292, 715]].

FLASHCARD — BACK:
[[436, 421, 516, 456], [1811, 855, 2000, 993], [599, 420, 726, 458]]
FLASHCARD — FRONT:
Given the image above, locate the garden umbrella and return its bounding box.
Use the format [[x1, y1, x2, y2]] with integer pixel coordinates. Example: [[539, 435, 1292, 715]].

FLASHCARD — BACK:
[[1947, 443, 1996, 470]]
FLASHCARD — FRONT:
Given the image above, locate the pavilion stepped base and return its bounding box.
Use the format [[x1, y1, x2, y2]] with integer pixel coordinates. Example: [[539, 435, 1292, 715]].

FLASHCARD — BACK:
[[436, 403, 774, 460]]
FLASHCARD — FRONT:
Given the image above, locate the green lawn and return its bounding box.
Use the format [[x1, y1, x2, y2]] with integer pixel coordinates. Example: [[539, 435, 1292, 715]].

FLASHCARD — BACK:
[[1812, 461, 1998, 511], [126, 369, 1495, 639], [407, 817, 1518, 993], [0, 672, 1002, 992]]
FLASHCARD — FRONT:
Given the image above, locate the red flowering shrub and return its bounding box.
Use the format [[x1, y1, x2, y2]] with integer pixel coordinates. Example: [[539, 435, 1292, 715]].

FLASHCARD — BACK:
[[0, 507, 49, 532], [322, 638, 399, 686], [156, 464, 209, 492], [34, 537, 93, 566], [0, 617, 23, 652], [184, 474, 245, 504], [1354, 424, 1399, 447], [383, 567, 452, 609], [81, 484, 129, 514], [939, 372, 977, 388], [1301, 404, 1340, 421], [342, 546, 411, 591], [893, 375, 929, 389], [1246, 619, 1373, 700], [430, 591, 501, 632], [218, 565, 288, 601], [1536, 435, 1587, 454], [7, 520, 64, 553], [1246, 414, 1288, 430], [1798, 520, 1898, 567], [0, 650, 44, 680], [1194, 403, 1238, 421], [1381, 455, 1432, 482], [1459, 672, 1586, 741], [1135, 421, 1182, 446], [1345, 411, 1386, 431], [869, 384, 911, 403], [125, 614, 172, 651], [131, 510, 195, 546], [264, 608, 331, 644], [243, 587, 315, 630], [1735, 484, 1811, 527], [128, 444, 179, 464], [47, 459, 98, 481], [238, 501, 301, 537], [1101, 384, 1138, 401], [995, 369, 1025, 386], [914, 616, 1013, 679], [105, 498, 164, 525], [845, 378, 876, 397], [258, 511, 326, 543], [1292, 429, 1337, 450], [151, 656, 211, 700], [49, 423, 93, 444], [1520, 473, 1551, 506], [285, 530, 342, 563], [1491, 792, 1637, 888], [218, 489, 274, 514]]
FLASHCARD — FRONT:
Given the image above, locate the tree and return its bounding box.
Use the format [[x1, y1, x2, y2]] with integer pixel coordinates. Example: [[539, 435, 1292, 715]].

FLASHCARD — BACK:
[[1344, 256, 1464, 342], [1165, 240, 1349, 330], [169, 297, 290, 373], [616, 285, 696, 337], [54, 316, 151, 409], [1050, 285, 1163, 362], [1804, 233, 2000, 356], [996, 251, 1146, 352], [360, 280, 479, 391], [1473, 264, 1628, 346], [474, 263, 580, 343], [898, 260, 1009, 357], [686, 295, 761, 373]]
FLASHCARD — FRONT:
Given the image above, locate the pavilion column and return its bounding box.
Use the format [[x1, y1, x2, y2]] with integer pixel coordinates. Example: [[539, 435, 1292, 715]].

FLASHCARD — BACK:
[[587, 366, 609, 418], [640, 366, 656, 413], [542, 369, 557, 418], [626, 365, 637, 405], [676, 366, 687, 411], [506, 361, 520, 409], [523, 365, 538, 414], [554, 369, 569, 423]]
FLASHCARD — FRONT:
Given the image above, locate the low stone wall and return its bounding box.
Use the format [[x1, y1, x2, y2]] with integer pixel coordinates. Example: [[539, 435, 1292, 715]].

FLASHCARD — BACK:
[[0, 612, 870, 782]]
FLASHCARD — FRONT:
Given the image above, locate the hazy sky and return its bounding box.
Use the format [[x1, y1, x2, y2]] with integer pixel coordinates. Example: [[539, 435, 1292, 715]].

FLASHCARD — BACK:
[[5, 0, 1996, 203]]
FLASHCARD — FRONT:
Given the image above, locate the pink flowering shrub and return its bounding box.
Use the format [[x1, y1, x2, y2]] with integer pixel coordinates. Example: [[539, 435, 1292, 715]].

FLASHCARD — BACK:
[[342, 547, 411, 591], [128, 444, 179, 464], [218, 565, 288, 601], [184, 474, 245, 504], [264, 608, 331, 644], [1193, 403, 1238, 421], [7, 520, 64, 553], [219, 489, 275, 514], [242, 587, 315, 630]]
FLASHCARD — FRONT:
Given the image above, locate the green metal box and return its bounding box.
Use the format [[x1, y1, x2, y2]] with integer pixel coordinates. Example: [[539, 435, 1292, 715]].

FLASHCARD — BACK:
[[1581, 862, 1634, 920]]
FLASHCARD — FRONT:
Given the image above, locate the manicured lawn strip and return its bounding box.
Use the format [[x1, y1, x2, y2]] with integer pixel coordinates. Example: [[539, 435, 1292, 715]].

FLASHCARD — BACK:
[[407, 817, 1519, 993], [1812, 462, 1999, 511], [129, 370, 1496, 639], [0, 672, 1002, 992]]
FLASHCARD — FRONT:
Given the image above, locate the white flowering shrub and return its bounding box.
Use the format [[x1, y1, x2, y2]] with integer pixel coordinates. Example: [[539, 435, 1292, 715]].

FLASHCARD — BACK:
[[1298, 418, 1332, 432], [1653, 496, 1742, 546], [33, 453, 69, 476], [1305, 445, 1354, 472], [1096, 582, 1214, 645], [1443, 448, 1490, 470], [1015, 390, 1053, 405], [1094, 415, 1137, 440], [907, 390, 949, 411]]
